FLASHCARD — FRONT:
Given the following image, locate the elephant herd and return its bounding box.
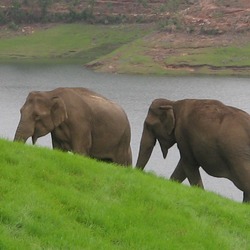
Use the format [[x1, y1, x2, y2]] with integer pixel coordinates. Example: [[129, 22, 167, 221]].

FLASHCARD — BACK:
[[14, 87, 250, 203]]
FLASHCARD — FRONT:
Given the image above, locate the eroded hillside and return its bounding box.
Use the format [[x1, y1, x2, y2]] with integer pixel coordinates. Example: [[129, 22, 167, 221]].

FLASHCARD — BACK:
[[0, 0, 249, 33]]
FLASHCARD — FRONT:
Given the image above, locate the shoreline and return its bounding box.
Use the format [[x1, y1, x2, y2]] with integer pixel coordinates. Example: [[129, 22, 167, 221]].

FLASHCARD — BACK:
[[0, 23, 249, 77]]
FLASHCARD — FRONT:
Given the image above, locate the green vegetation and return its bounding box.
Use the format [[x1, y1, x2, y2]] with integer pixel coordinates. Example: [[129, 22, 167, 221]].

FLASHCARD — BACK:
[[164, 45, 250, 67], [0, 0, 93, 24], [89, 38, 166, 75], [90, 35, 250, 76], [0, 138, 250, 249], [0, 23, 249, 76], [0, 0, 188, 25], [0, 23, 152, 64]]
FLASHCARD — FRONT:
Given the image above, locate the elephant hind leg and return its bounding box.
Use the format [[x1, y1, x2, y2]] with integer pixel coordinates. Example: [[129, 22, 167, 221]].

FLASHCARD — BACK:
[[113, 146, 132, 167], [178, 158, 204, 188], [100, 158, 113, 163], [229, 162, 250, 203], [126, 146, 132, 166], [243, 192, 250, 203]]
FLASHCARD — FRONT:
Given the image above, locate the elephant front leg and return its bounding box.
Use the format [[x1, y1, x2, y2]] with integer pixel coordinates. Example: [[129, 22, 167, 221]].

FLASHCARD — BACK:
[[51, 132, 70, 152], [170, 160, 187, 183], [71, 132, 92, 156], [177, 158, 204, 189]]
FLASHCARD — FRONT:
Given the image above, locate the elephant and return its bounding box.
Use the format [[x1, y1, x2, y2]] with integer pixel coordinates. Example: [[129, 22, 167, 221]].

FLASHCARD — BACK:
[[136, 98, 250, 202], [14, 87, 132, 166]]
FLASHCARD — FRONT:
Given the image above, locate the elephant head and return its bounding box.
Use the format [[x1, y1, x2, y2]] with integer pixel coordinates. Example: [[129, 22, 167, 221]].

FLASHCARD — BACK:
[[136, 99, 176, 170], [14, 91, 68, 144]]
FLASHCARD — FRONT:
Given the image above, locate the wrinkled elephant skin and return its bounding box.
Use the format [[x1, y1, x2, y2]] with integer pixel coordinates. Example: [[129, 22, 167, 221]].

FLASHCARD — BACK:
[[14, 87, 132, 166], [136, 98, 250, 202]]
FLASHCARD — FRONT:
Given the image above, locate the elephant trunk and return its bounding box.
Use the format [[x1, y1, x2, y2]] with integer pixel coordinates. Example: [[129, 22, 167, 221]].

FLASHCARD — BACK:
[[14, 130, 29, 143], [136, 127, 156, 170], [14, 120, 33, 143], [14, 132, 28, 143], [136, 146, 154, 170]]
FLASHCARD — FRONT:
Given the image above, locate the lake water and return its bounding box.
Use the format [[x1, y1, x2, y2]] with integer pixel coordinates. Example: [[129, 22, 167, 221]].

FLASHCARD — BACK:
[[1, 63, 250, 202]]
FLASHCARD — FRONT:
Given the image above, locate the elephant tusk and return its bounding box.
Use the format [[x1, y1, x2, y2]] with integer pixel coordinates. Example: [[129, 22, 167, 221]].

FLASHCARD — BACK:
[[32, 136, 37, 145]]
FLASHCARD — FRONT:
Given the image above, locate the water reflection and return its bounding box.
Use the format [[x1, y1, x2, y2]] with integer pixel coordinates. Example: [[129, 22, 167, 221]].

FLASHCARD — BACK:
[[1, 63, 250, 202]]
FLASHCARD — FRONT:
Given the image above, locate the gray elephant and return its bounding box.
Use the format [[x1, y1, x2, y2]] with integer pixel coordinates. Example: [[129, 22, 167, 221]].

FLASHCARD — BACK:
[[136, 98, 250, 202], [14, 87, 132, 166]]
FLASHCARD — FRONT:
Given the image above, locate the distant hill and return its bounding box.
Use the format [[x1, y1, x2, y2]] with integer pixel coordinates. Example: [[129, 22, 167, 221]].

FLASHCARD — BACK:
[[1, 0, 249, 33], [0, 1, 249, 76]]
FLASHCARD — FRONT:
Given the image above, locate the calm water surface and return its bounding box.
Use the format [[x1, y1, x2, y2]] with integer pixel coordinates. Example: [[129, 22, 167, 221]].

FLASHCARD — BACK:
[[1, 64, 250, 202]]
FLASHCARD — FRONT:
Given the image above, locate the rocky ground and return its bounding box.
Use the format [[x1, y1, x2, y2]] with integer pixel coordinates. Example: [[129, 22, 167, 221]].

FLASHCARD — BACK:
[[1, 0, 249, 33]]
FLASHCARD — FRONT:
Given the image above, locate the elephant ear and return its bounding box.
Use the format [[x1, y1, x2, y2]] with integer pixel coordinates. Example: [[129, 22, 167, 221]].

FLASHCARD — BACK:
[[160, 105, 175, 135], [51, 97, 68, 127]]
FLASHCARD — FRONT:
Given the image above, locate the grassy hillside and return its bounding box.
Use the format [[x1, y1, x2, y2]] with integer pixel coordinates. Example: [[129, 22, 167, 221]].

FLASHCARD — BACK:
[[87, 32, 250, 76], [0, 23, 152, 64], [0, 139, 250, 249], [0, 23, 249, 76]]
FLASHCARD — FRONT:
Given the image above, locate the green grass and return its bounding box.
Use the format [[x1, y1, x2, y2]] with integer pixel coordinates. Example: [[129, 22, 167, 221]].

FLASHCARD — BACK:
[[88, 37, 168, 75], [89, 35, 250, 76], [0, 138, 250, 249], [0, 23, 249, 75], [164, 45, 250, 67], [0, 23, 152, 64]]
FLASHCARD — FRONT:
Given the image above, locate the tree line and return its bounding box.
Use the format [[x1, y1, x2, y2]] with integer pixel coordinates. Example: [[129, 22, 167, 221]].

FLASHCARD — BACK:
[[0, 0, 189, 25]]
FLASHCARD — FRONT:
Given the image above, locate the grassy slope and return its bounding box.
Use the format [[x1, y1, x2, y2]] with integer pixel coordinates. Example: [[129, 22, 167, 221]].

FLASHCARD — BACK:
[[90, 35, 250, 76], [0, 139, 250, 249], [0, 23, 152, 64], [0, 23, 249, 76]]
